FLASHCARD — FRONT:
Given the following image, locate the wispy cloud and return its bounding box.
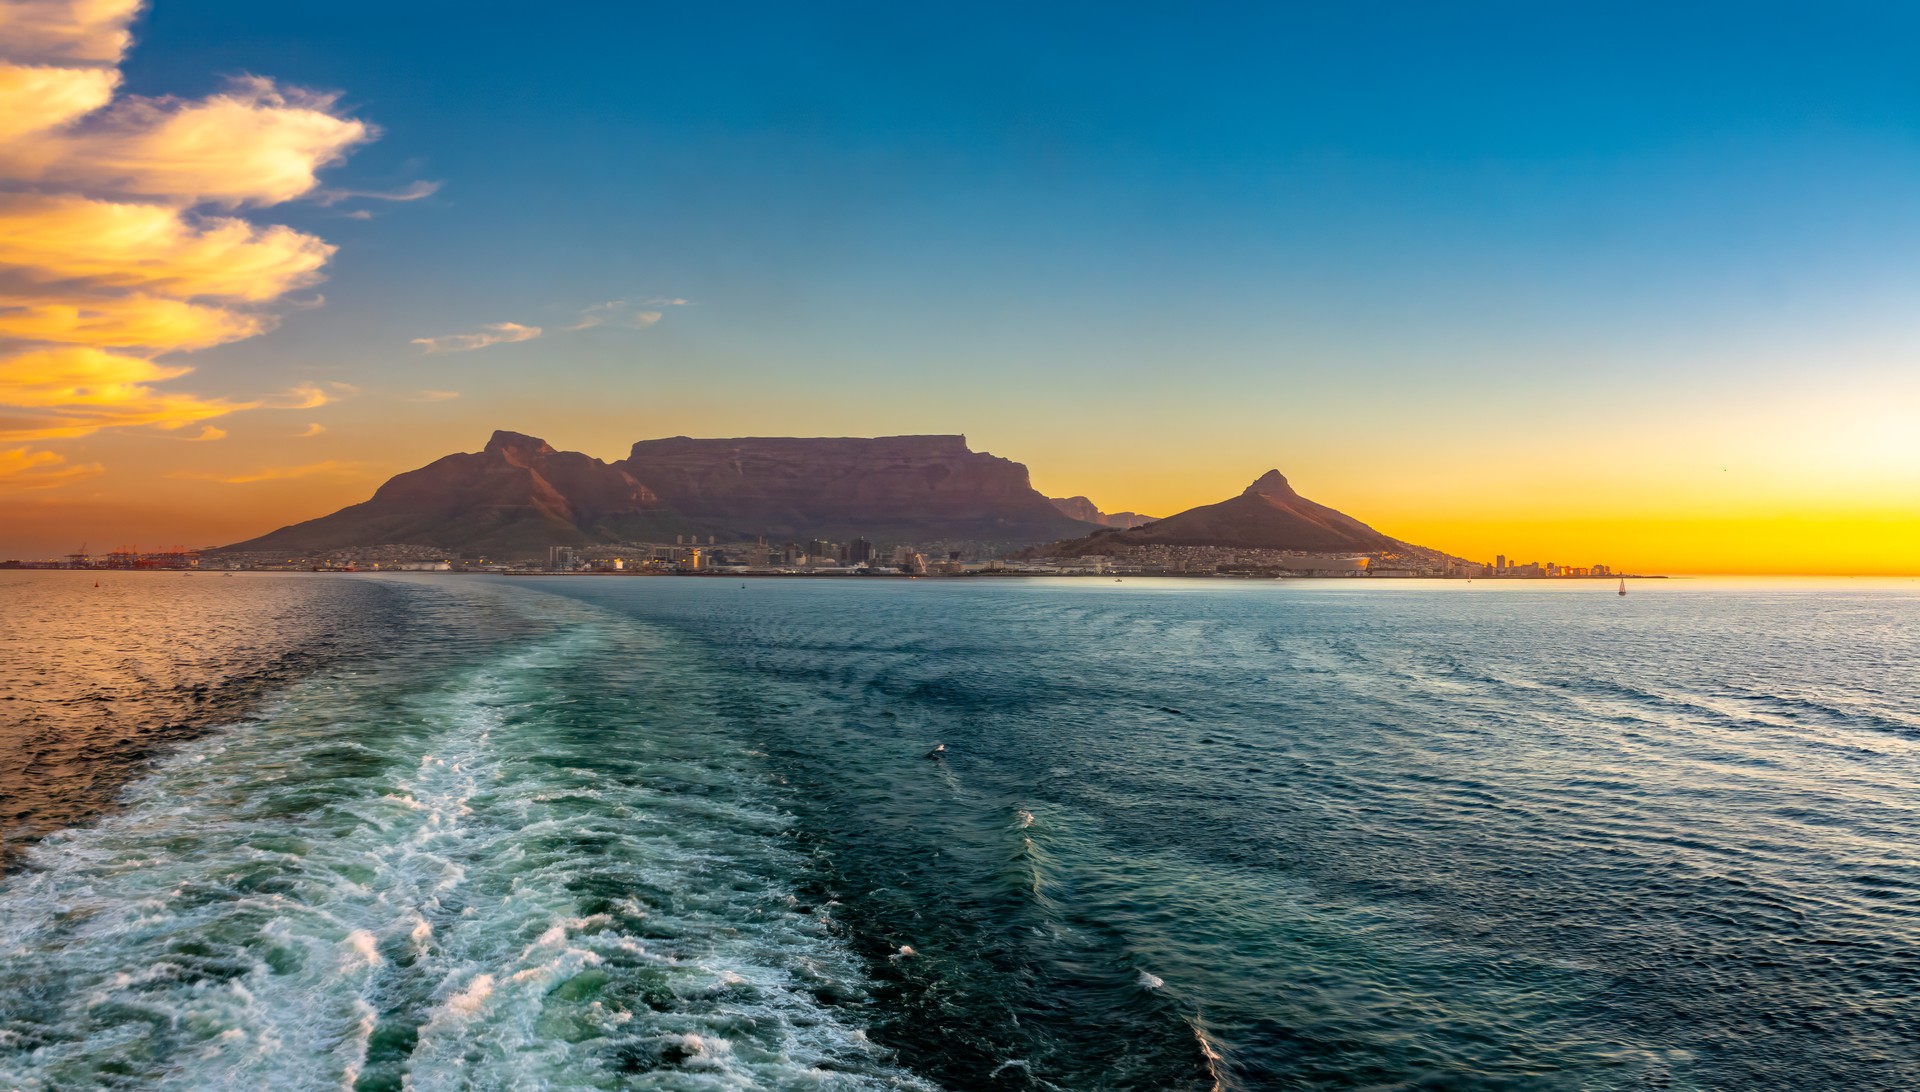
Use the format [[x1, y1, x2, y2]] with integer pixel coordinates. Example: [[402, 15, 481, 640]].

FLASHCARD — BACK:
[[566, 299, 667, 331], [404, 389, 460, 402], [0, 0, 379, 464], [169, 459, 361, 484], [186, 424, 225, 441], [295, 421, 324, 437], [0, 445, 104, 488], [315, 179, 439, 206], [0, 346, 251, 440], [265, 380, 356, 409], [0, 294, 271, 351], [411, 321, 541, 353], [647, 297, 694, 307]]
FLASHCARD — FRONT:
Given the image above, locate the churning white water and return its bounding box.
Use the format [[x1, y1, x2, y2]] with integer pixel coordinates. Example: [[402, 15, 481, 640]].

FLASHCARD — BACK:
[[0, 582, 928, 1090]]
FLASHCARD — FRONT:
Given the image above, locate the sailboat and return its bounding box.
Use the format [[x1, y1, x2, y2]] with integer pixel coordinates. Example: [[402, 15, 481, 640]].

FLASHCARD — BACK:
[[1617, 577, 1627, 597]]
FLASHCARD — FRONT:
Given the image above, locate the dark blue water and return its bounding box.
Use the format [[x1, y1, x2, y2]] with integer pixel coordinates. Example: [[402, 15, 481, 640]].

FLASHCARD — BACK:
[[2, 572, 1917, 1089]]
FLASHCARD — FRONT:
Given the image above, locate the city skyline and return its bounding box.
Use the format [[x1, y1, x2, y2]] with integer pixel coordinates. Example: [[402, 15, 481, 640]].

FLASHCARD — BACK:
[[3, 1, 1918, 573]]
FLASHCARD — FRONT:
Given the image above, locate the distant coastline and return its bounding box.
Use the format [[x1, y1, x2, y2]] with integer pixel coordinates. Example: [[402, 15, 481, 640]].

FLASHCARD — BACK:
[[2, 563, 1669, 581]]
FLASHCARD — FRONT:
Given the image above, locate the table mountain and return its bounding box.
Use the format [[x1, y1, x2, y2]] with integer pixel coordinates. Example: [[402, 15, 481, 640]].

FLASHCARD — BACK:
[[623, 434, 1090, 542], [225, 431, 1095, 555]]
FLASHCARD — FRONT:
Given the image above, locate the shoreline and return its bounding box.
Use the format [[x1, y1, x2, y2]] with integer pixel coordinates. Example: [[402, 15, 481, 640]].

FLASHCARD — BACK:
[[3, 566, 1674, 581]]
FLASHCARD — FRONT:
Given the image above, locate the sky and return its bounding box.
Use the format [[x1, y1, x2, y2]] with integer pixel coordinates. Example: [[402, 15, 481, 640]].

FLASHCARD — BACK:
[[1, 0, 1917, 573]]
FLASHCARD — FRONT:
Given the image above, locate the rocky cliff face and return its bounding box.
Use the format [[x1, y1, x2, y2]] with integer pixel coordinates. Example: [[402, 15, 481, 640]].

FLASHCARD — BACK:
[[226, 430, 689, 554], [226, 431, 1095, 555], [620, 435, 1092, 541], [1048, 496, 1158, 529]]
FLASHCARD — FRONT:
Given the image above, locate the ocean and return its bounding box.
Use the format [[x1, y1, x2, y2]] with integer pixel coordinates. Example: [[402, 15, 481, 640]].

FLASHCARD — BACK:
[[1, 570, 1916, 1090]]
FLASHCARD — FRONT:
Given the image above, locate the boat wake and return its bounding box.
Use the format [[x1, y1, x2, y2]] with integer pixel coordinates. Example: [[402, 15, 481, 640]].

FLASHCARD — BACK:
[[0, 591, 928, 1090]]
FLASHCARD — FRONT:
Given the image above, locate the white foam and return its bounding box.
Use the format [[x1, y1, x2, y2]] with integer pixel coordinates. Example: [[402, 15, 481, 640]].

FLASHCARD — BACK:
[[341, 929, 382, 969], [0, 600, 937, 1091], [443, 972, 495, 1018]]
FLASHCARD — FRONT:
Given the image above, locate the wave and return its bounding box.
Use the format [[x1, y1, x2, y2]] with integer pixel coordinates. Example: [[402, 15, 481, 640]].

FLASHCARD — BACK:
[[0, 588, 929, 1090]]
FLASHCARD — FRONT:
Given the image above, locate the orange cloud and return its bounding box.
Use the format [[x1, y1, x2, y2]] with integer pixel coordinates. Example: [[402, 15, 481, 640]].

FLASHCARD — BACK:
[[0, 444, 104, 488], [2, 77, 373, 207], [0, 194, 336, 301], [0, 0, 376, 458], [0, 61, 119, 140], [0, 0, 142, 65], [0, 345, 246, 439], [0, 294, 268, 350]]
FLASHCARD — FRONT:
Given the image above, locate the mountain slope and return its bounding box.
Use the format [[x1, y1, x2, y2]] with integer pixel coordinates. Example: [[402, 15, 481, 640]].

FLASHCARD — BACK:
[[225, 431, 689, 555], [1048, 496, 1157, 529], [225, 431, 1097, 554], [1039, 470, 1396, 554]]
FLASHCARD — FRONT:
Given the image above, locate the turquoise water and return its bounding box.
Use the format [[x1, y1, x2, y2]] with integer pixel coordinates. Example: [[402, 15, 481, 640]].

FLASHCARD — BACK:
[[2, 573, 1917, 1089]]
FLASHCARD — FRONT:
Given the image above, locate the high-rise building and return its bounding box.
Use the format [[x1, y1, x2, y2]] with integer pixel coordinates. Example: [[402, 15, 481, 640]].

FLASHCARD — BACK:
[[848, 537, 874, 564]]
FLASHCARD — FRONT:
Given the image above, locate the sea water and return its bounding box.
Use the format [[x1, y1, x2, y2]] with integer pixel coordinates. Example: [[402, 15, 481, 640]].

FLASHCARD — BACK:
[[1, 571, 1916, 1089]]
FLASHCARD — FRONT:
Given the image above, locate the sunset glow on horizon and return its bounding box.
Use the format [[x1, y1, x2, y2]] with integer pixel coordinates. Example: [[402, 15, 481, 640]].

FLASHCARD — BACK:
[[3, 0, 1917, 574]]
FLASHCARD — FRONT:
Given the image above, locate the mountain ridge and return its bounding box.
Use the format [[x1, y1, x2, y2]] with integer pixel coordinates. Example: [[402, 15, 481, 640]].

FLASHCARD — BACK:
[[1033, 470, 1411, 556], [1048, 496, 1157, 529], [225, 431, 1096, 555]]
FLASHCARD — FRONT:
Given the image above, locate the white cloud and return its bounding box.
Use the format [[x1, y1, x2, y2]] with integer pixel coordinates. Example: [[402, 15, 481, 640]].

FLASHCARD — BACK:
[[567, 299, 666, 331], [411, 321, 541, 353], [316, 178, 439, 206]]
